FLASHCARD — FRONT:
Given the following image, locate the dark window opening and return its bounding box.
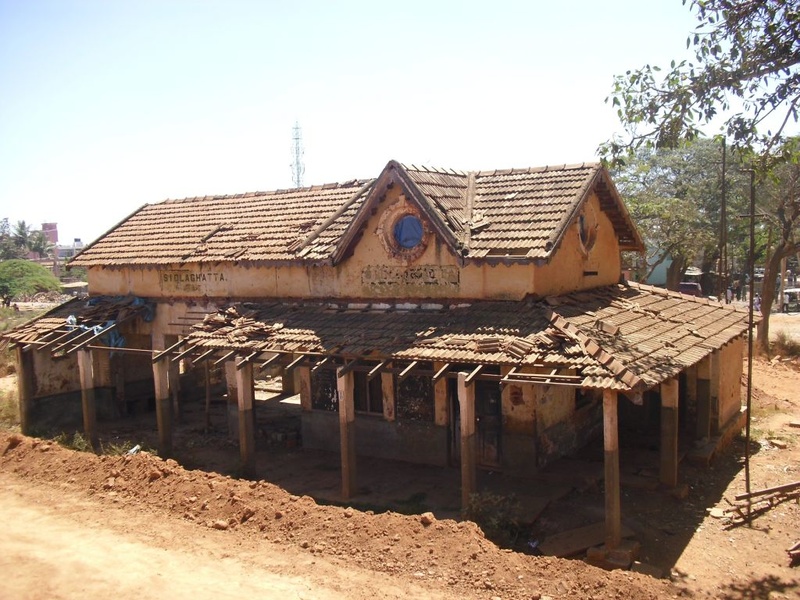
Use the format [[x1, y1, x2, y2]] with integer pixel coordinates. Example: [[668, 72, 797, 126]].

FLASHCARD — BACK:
[[354, 370, 383, 415], [311, 367, 338, 411], [396, 362, 434, 422]]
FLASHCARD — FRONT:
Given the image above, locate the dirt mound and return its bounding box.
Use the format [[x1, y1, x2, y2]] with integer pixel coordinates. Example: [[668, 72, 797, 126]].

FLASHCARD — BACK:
[[0, 430, 675, 600]]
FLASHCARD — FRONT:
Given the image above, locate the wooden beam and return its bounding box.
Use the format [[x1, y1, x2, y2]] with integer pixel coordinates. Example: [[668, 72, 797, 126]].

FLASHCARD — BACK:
[[171, 343, 198, 363], [30, 328, 73, 351], [213, 350, 237, 366], [312, 356, 332, 373], [432, 363, 451, 383], [152, 337, 187, 363], [194, 348, 217, 363], [367, 359, 389, 381], [51, 327, 96, 354], [236, 351, 260, 370], [257, 353, 282, 372], [398, 360, 419, 383], [337, 359, 359, 378], [464, 364, 483, 385], [285, 354, 307, 373], [734, 480, 800, 501]]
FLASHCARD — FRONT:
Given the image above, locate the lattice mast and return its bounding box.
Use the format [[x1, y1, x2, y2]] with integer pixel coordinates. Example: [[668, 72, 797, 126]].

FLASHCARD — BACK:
[[291, 121, 305, 188]]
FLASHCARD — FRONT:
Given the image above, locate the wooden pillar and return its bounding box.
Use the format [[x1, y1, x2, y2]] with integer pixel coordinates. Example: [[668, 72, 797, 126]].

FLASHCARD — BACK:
[[337, 367, 356, 500], [169, 357, 181, 422], [710, 350, 721, 434], [236, 361, 256, 478], [433, 361, 448, 427], [458, 372, 476, 509], [15, 347, 34, 435], [696, 356, 712, 440], [225, 361, 238, 438], [660, 378, 679, 487], [297, 364, 311, 412], [381, 371, 395, 422], [152, 357, 172, 457], [603, 389, 621, 549], [281, 354, 297, 395], [77, 349, 99, 451]]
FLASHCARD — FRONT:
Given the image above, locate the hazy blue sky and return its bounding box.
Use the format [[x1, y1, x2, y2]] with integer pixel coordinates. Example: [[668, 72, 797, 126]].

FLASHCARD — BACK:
[[1, 1, 705, 245]]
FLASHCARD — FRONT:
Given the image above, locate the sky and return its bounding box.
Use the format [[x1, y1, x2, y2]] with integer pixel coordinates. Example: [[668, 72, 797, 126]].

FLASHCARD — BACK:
[[0, 0, 705, 247]]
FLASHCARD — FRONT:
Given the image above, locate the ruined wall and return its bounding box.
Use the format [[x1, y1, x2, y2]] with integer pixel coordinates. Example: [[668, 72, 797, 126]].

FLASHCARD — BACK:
[[717, 336, 744, 429]]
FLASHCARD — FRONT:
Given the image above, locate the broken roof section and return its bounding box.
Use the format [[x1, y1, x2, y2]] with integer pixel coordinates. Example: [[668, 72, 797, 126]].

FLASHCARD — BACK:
[[176, 282, 748, 392], [69, 161, 644, 268], [1, 296, 154, 356]]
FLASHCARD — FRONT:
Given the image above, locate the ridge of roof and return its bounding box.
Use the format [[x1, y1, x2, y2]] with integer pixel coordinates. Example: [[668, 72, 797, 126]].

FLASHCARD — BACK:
[[159, 178, 374, 204], [397, 161, 601, 179]]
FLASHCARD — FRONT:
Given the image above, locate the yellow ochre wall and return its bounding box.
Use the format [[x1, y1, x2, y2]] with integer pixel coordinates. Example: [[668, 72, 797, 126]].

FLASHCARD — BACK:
[[84, 187, 623, 301]]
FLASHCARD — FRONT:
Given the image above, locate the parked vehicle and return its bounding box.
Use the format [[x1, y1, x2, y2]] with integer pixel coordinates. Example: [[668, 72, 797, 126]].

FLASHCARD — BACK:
[[783, 288, 800, 313], [679, 282, 703, 297]]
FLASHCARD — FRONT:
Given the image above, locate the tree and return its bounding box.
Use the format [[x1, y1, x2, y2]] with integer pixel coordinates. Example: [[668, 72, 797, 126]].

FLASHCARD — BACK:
[[0, 218, 25, 260], [602, 0, 800, 163], [12, 220, 32, 253], [612, 138, 749, 291], [0, 259, 61, 299], [29, 230, 55, 260], [750, 140, 800, 350]]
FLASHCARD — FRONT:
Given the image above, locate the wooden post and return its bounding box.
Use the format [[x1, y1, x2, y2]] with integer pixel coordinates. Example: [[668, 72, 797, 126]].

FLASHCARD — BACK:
[[603, 389, 621, 549], [337, 367, 356, 500], [433, 361, 448, 426], [153, 357, 172, 457], [458, 372, 476, 509], [169, 356, 181, 423], [660, 378, 679, 487], [224, 361, 238, 439], [15, 347, 34, 435], [281, 354, 297, 395], [297, 364, 311, 412], [236, 361, 256, 478], [696, 356, 712, 440], [204, 361, 211, 432], [77, 349, 99, 451], [381, 371, 395, 422]]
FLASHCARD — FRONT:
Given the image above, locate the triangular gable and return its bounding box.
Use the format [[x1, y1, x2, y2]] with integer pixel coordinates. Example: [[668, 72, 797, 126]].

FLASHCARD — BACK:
[[330, 160, 467, 265], [331, 161, 644, 267]]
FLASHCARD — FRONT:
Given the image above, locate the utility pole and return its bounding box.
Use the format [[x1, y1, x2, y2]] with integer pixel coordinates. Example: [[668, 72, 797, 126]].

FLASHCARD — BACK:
[[719, 138, 729, 300], [291, 121, 305, 188]]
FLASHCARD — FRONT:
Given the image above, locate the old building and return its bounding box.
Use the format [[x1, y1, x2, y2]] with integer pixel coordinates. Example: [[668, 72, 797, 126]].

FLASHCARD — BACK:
[[3, 160, 750, 552]]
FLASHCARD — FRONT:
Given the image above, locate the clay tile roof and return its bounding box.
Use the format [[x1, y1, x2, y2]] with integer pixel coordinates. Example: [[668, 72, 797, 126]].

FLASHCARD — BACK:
[[0, 296, 155, 353], [69, 160, 643, 269], [176, 282, 750, 391], [69, 180, 375, 268]]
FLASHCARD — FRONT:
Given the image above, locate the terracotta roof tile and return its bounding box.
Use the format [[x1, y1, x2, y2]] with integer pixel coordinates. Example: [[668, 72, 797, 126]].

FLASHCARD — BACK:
[[70, 161, 643, 268]]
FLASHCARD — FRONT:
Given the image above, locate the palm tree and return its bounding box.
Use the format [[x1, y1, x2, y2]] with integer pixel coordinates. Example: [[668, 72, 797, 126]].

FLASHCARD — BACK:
[[12, 220, 32, 252], [29, 230, 55, 260]]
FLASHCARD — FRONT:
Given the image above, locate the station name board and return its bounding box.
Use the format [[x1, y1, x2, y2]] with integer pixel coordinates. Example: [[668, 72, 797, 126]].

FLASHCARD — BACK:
[[159, 270, 226, 293]]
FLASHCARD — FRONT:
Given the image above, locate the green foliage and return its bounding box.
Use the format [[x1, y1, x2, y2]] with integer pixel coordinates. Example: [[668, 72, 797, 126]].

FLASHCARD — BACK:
[[612, 138, 750, 286], [53, 431, 94, 452], [463, 491, 522, 544], [602, 0, 800, 164], [0, 259, 61, 299]]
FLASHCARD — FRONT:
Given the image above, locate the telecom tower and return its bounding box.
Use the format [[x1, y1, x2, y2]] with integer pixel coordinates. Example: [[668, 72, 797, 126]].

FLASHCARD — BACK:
[[291, 121, 305, 188]]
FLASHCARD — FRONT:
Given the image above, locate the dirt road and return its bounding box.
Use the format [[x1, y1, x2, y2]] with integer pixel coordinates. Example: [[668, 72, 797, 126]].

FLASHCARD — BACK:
[[0, 471, 460, 600]]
